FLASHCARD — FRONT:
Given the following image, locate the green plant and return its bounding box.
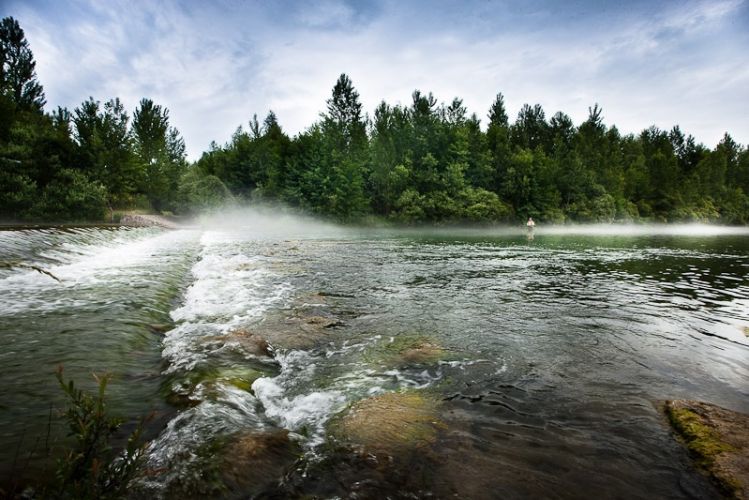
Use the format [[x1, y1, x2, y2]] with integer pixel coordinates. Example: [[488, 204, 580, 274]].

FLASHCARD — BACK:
[[54, 366, 147, 499]]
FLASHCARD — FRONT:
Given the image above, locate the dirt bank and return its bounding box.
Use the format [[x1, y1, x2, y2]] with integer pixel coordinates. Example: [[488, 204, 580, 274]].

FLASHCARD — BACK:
[[119, 213, 187, 229]]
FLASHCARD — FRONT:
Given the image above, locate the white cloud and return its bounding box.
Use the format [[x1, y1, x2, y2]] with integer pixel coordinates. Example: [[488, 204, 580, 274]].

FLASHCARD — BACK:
[[9, 0, 749, 160], [295, 0, 356, 28]]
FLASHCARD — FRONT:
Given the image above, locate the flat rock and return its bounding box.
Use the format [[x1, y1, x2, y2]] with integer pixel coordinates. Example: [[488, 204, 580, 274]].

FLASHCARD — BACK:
[[203, 329, 271, 357], [331, 391, 445, 457], [665, 399, 749, 499]]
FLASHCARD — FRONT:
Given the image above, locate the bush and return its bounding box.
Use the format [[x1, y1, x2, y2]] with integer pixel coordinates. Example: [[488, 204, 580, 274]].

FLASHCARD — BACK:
[[177, 169, 233, 214], [28, 169, 107, 221], [392, 188, 426, 223], [459, 187, 513, 222], [53, 367, 147, 499], [0, 170, 36, 220]]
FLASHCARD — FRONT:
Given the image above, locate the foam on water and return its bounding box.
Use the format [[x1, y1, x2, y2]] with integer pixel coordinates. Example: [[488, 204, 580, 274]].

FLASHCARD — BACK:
[[162, 230, 292, 372], [0, 228, 198, 314], [147, 228, 297, 489], [253, 377, 345, 444], [141, 384, 266, 492], [170, 254, 281, 324]]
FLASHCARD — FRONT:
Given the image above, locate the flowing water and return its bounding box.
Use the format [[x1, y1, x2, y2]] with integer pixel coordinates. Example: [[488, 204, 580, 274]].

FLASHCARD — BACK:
[[1, 217, 748, 498]]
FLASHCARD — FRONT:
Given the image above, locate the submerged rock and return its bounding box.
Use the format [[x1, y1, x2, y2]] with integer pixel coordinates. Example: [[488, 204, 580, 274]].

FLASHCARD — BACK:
[[221, 430, 300, 497], [368, 335, 448, 367], [166, 365, 268, 407], [278, 391, 449, 497], [213, 367, 264, 392], [664, 400, 749, 499], [203, 328, 272, 357], [331, 391, 446, 456], [251, 312, 343, 350], [303, 315, 343, 328]]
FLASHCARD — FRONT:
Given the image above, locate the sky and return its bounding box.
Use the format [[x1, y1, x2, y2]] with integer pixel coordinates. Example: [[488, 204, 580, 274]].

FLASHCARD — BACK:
[[2, 0, 748, 160]]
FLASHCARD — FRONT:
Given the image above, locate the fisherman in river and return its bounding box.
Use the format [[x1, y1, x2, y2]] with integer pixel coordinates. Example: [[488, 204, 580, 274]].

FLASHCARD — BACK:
[[526, 217, 536, 240]]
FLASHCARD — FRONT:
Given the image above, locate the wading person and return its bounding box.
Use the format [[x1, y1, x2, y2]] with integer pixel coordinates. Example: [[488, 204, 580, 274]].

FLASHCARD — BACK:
[[526, 217, 536, 240]]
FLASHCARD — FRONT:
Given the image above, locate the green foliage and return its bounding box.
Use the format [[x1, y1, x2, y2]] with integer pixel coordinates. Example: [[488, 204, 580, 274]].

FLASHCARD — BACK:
[[54, 367, 147, 499], [132, 98, 187, 210], [29, 168, 108, 221], [459, 187, 513, 222], [0, 17, 45, 111], [176, 167, 233, 213], [0, 167, 36, 219]]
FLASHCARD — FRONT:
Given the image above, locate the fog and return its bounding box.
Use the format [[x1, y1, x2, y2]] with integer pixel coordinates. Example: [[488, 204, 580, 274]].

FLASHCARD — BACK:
[[191, 205, 749, 240], [193, 205, 352, 239]]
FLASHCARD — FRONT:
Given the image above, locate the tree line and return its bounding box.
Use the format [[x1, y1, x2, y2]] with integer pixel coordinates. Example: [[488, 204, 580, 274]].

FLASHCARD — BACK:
[[2, 16, 749, 224], [0, 16, 193, 221]]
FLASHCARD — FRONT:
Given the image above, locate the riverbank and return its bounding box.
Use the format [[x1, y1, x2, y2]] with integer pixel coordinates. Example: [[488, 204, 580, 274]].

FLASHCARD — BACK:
[[118, 213, 189, 229], [0, 212, 193, 231]]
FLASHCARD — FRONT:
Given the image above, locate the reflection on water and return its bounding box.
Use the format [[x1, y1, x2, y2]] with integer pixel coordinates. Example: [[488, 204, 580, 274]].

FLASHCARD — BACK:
[[1, 224, 747, 498]]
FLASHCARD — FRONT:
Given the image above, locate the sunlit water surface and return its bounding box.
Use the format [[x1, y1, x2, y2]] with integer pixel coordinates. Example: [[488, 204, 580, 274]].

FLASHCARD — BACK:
[[1, 221, 747, 498]]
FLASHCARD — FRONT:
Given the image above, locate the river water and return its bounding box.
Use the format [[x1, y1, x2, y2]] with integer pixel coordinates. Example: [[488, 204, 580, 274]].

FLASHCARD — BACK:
[[1, 217, 747, 498]]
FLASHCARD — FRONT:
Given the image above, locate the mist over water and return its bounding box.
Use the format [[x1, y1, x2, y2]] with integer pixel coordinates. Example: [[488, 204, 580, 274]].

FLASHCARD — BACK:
[[1, 212, 747, 497], [194, 206, 351, 239]]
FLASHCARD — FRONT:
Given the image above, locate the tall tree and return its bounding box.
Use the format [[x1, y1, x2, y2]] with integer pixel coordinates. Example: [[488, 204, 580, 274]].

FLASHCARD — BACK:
[[0, 16, 45, 111], [73, 97, 138, 205], [325, 73, 367, 151], [511, 104, 549, 151], [132, 98, 185, 210], [486, 93, 511, 194], [488, 93, 509, 128]]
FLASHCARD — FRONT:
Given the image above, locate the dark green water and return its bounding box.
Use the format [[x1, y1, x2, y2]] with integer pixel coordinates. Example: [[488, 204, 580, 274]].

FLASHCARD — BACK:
[[1, 222, 747, 498]]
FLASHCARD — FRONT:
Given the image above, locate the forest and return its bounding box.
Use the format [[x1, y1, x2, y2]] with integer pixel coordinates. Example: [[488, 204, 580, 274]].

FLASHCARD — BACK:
[[2, 16, 749, 224]]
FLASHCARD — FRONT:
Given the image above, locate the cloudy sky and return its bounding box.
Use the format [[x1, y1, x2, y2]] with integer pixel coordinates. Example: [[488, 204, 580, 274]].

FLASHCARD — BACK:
[[3, 0, 748, 159]]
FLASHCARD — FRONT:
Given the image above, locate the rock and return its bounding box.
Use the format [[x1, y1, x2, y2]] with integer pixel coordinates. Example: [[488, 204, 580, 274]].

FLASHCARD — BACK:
[[303, 316, 343, 328], [148, 323, 172, 335], [275, 391, 448, 497], [221, 430, 299, 496], [166, 365, 267, 408], [368, 335, 447, 367], [664, 400, 749, 499], [213, 367, 263, 392], [330, 391, 446, 457], [203, 329, 272, 357], [249, 312, 344, 350]]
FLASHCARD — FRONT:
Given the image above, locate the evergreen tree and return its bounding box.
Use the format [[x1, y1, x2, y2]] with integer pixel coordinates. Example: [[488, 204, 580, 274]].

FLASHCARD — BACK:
[[132, 98, 186, 210], [0, 17, 45, 111], [511, 104, 549, 151], [325, 73, 367, 151], [73, 97, 138, 205]]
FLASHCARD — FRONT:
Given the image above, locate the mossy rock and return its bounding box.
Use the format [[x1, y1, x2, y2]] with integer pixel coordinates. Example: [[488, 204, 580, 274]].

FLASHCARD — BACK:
[[166, 366, 264, 405], [214, 367, 264, 392], [330, 391, 446, 457], [665, 400, 749, 499], [367, 335, 448, 367]]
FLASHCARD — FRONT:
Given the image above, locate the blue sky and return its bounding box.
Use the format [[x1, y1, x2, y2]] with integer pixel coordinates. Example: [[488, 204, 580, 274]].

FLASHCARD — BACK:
[[3, 0, 748, 159]]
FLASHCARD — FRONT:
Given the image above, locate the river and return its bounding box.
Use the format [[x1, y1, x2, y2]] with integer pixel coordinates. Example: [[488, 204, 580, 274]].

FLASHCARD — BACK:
[[1, 216, 747, 498]]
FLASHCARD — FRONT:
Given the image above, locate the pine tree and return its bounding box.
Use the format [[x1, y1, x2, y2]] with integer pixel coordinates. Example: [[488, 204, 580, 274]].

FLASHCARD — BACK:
[[0, 16, 45, 111]]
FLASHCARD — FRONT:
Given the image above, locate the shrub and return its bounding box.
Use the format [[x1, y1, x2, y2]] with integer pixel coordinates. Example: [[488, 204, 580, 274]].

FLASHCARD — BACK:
[[53, 367, 147, 499]]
